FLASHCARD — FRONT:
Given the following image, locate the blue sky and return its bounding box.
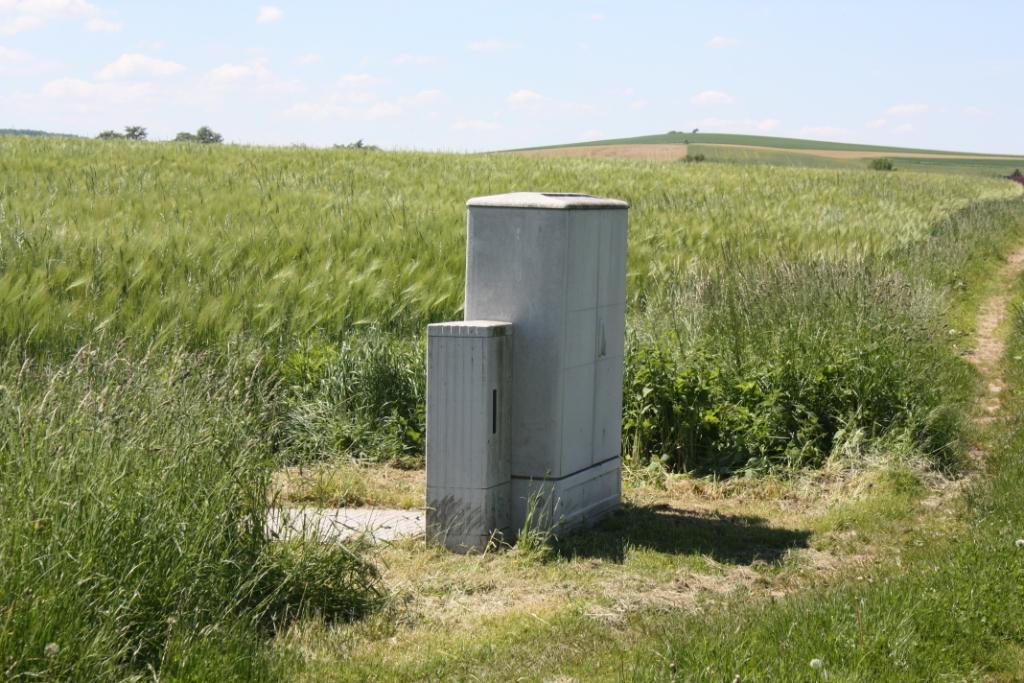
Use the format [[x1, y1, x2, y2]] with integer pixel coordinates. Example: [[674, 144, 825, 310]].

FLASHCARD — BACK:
[[1, 1, 1020, 153]]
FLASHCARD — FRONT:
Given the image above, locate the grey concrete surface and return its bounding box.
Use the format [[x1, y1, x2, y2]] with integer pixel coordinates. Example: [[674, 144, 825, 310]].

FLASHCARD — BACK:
[[267, 507, 424, 543]]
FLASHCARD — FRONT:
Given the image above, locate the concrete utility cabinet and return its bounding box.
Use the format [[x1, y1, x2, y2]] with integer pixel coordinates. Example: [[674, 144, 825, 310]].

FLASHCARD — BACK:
[[425, 321, 513, 551], [426, 192, 629, 551]]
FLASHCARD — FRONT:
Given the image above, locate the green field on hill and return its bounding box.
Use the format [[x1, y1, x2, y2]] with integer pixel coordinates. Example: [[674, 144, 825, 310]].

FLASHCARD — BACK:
[[516, 130, 1022, 157], [3, 136, 1024, 680], [686, 142, 1024, 178], [511, 131, 1024, 178]]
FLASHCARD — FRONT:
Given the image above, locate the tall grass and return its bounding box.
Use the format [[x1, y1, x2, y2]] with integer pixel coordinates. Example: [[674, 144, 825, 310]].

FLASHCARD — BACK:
[[620, 260, 1024, 682], [623, 259, 966, 474], [276, 331, 424, 465], [0, 348, 381, 680], [622, 198, 1024, 474]]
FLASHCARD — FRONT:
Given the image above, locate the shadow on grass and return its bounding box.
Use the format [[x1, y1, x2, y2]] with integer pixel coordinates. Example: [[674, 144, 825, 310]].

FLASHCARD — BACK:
[[553, 502, 810, 565]]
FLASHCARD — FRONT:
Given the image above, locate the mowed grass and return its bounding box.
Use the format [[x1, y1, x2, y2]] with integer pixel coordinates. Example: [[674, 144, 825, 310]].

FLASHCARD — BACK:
[[275, 442, 968, 682]]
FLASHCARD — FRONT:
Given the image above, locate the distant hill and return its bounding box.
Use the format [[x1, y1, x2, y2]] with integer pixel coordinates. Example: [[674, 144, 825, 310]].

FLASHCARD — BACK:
[[0, 128, 74, 138], [506, 132, 1024, 178]]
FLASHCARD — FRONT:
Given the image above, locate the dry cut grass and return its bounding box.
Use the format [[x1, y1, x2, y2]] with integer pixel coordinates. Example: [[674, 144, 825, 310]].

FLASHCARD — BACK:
[[273, 463, 424, 509], [274, 455, 962, 680]]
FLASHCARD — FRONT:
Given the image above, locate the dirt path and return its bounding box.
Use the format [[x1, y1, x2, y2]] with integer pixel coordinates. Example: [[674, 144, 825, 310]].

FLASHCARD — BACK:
[[966, 246, 1024, 423]]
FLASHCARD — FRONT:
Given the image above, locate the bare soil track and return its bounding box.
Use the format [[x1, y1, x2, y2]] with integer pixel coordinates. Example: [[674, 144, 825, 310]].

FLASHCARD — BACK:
[[967, 246, 1024, 424]]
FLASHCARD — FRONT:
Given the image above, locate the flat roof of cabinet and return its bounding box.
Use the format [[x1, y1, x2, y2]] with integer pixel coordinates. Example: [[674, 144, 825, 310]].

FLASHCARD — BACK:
[[467, 192, 629, 210]]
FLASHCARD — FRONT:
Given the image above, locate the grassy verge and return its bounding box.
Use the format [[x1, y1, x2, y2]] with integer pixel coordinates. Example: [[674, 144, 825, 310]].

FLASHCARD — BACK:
[[621, 270, 1024, 682], [0, 349, 383, 681], [271, 197, 1024, 483], [272, 207, 1024, 682], [273, 456, 955, 681], [612, 197, 1024, 476]]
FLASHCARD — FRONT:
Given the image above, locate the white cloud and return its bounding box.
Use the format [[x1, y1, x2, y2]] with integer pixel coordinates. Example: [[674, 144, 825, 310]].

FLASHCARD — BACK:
[[963, 106, 991, 117], [392, 53, 441, 66], [796, 125, 852, 139], [690, 90, 735, 105], [886, 103, 929, 115], [341, 91, 376, 105], [503, 89, 594, 118], [98, 53, 184, 80], [707, 36, 737, 48], [207, 61, 270, 82], [0, 45, 59, 74], [85, 17, 119, 32], [337, 73, 385, 87], [452, 119, 501, 131], [283, 74, 415, 122], [202, 59, 300, 95], [365, 102, 401, 119], [622, 87, 635, 97], [893, 123, 914, 134], [866, 118, 887, 129], [293, 52, 321, 66], [466, 39, 515, 52], [0, 0, 118, 35], [507, 89, 544, 105], [694, 117, 780, 134], [399, 89, 444, 106], [630, 99, 649, 110], [589, 12, 605, 21], [558, 100, 595, 115], [257, 5, 283, 23], [282, 102, 329, 120], [40, 77, 152, 104], [5, 74, 155, 121], [284, 97, 401, 122], [579, 128, 603, 139]]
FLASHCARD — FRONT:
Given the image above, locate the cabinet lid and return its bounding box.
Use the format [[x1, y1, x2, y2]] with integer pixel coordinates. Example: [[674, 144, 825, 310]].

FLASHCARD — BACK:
[[428, 320, 514, 337], [467, 192, 628, 210]]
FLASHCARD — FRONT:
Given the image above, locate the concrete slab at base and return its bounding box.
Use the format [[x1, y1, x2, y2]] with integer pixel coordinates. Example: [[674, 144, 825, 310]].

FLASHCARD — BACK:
[[426, 481, 511, 552], [267, 508, 424, 544], [510, 457, 622, 534]]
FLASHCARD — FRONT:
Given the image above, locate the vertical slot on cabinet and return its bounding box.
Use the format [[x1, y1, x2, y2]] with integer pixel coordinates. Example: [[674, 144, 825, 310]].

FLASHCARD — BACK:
[[492, 389, 497, 434]]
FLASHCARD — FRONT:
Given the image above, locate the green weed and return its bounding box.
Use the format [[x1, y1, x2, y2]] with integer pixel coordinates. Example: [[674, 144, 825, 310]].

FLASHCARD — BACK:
[[0, 348, 381, 680]]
